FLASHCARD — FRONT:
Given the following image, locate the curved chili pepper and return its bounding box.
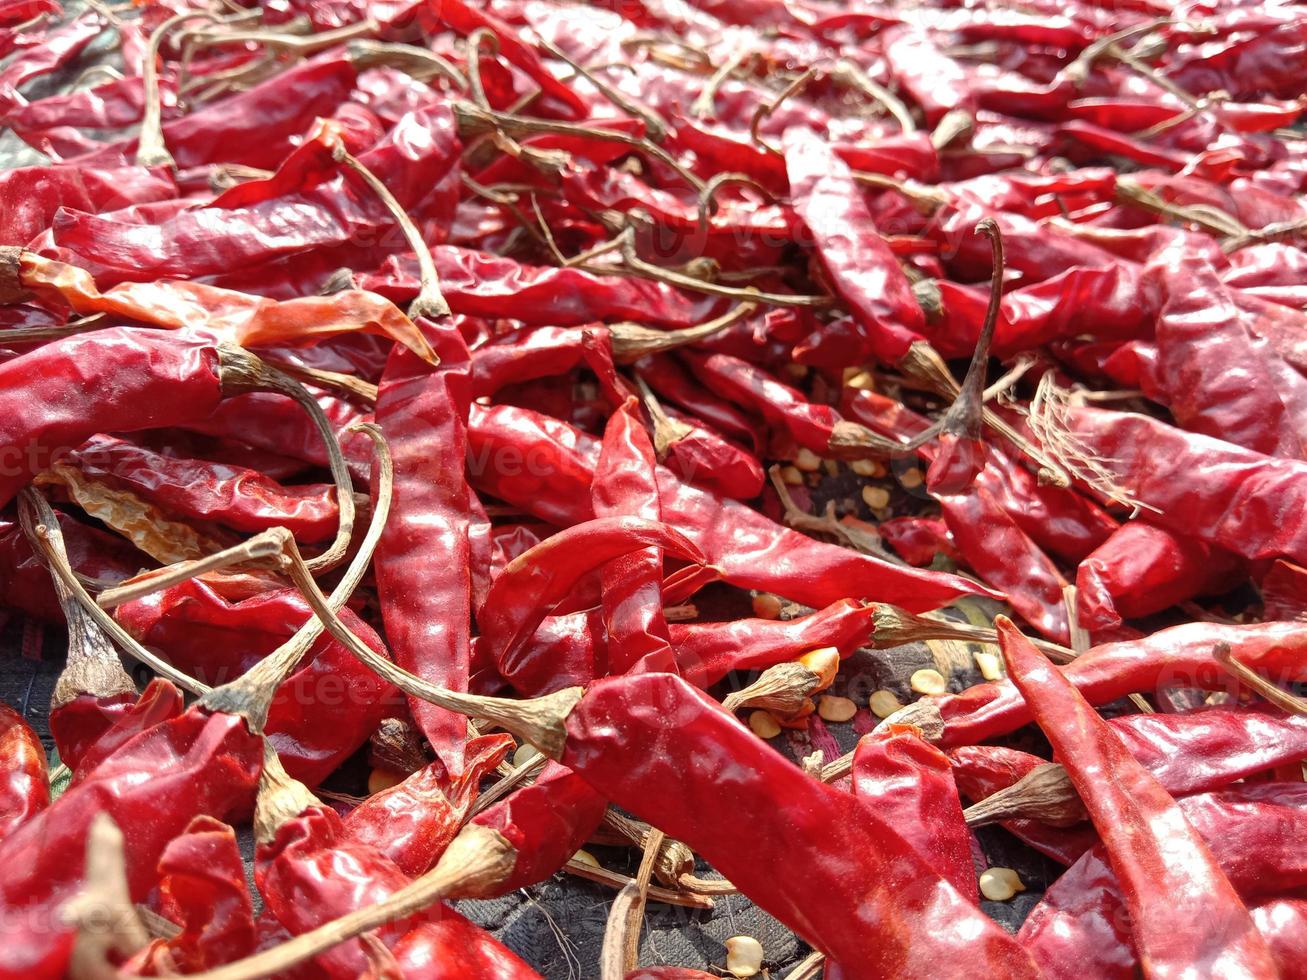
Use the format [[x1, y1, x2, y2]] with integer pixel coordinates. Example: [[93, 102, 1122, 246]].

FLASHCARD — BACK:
[[468, 403, 994, 613], [636, 354, 762, 451], [115, 579, 400, 788], [783, 127, 925, 365], [550, 673, 1042, 976], [1019, 784, 1307, 979], [0, 701, 46, 845], [927, 620, 1307, 748], [470, 759, 609, 894], [1076, 521, 1245, 630], [481, 515, 706, 679], [62, 434, 340, 542], [996, 615, 1279, 977], [593, 399, 678, 676], [12, 251, 436, 363]]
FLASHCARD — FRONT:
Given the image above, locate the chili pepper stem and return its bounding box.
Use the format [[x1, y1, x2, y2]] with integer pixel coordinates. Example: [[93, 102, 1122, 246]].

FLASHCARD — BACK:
[[331, 145, 451, 320], [961, 763, 1084, 827], [199, 424, 392, 731], [49, 572, 136, 709], [600, 881, 642, 980], [611, 301, 758, 363], [722, 660, 829, 715], [183, 825, 517, 980], [346, 39, 468, 89], [64, 814, 149, 974], [783, 951, 826, 980], [215, 344, 358, 571], [253, 744, 323, 844], [1214, 642, 1307, 715], [136, 12, 216, 168], [95, 529, 290, 610], [20, 489, 209, 697], [538, 36, 668, 141]]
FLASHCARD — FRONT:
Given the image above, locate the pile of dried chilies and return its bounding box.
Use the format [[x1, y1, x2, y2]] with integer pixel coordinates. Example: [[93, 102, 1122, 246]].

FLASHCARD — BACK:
[[0, 0, 1306, 976]]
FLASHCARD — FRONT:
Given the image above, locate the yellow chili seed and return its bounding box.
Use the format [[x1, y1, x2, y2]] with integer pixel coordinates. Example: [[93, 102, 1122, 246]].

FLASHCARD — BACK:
[[910, 668, 948, 696]]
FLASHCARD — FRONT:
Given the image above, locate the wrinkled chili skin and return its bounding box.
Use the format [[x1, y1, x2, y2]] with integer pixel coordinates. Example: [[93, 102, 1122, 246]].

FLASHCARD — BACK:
[[63, 434, 340, 542], [115, 581, 400, 787], [1020, 785, 1307, 979], [59, 677, 185, 784], [560, 673, 1042, 976], [468, 403, 996, 614], [127, 815, 257, 974], [0, 328, 223, 509], [342, 733, 512, 878], [0, 702, 47, 845], [851, 728, 977, 902], [374, 325, 479, 777], [0, 706, 262, 978], [934, 621, 1307, 747], [997, 618, 1278, 978], [388, 909, 543, 979], [471, 760, 608, 894]]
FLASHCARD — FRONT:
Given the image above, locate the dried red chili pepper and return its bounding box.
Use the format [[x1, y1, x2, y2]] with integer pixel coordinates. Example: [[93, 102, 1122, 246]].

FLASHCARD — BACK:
[[921, 620, 1307, 748], [783, 127, 924, 365], [62, 435, 340, 542], [592, 398, 678, 676], [948, 744, 1101, 866], [361, 245, 723, 329], [114, 579, 401, 788], [124, 816, 257, 975], [851, 726, 977, 902], [468, 403, 994, 613], [1076, 521, 1245, 630], [530, 673, 1042, 975], [0, 700, 47, 845], [1019, 784, 1307, 979], [996, 615, 1280, 976], [343, 733, 513, 878], [374, 323, 481, 778], [1045, 398, 1307, 566], [0, 326, 356, 571], [469, 760, 609, 894]]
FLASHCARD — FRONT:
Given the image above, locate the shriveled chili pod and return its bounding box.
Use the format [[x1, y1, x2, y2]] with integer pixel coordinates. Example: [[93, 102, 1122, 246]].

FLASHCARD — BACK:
[[0, 325, 355, 570], [0, 701, 47, 845], [995, 616, 1279, 977]]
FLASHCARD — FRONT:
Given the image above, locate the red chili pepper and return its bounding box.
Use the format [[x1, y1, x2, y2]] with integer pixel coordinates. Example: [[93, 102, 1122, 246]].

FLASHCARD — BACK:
[[123, 816, 257, 974], [851, 726, 978, 903], [361, 245, 723, 329], [1019, 784, 1307, 979], [948, 745, 1100, 866], [76, 55, 360, 171], [384, 908, 542, 979], [1050, 401, 1307, 565], [470, 760, 609, 894], [0, 508, 144, 622], [343, 734, 512, 878], [374, 324, 481, 777], [115, 579, 400, 788], [549, 673, 1042, 975], [468, 403, 993, 613], [784, 127, 925, 365], [62, 434, 341, 542], [481, 515, 706, 678], [65, 677, 185, 785], [925, 621, 1307, 748], [592, 398, 678, 676], [0, 701, 46, 845], [879, 516, 958, 566], [12, 251, 436, 363], [0, 705, 263, 977], [997, 615, 1279, 976], [1076, 521, 1245, 630], [0, 163, 174, 248]]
